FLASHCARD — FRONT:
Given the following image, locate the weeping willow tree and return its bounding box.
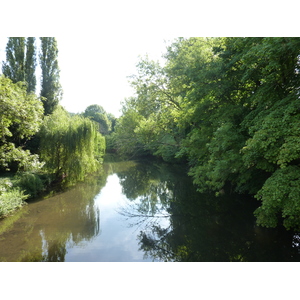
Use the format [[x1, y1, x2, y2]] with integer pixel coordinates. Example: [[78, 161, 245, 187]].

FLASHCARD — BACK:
[[38, 106, 105, 185]]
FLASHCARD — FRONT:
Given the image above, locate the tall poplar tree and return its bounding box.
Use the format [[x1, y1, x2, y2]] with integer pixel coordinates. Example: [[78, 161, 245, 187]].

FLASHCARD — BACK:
[[25, 37, 37, 93], [2, 37, 26, 83], [39, 37, 62, 115], [2, 37, 37, 93]]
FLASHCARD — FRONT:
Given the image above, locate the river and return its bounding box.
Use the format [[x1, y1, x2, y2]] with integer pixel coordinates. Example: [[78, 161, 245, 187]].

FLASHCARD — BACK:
[[0, 158, 299, 262]]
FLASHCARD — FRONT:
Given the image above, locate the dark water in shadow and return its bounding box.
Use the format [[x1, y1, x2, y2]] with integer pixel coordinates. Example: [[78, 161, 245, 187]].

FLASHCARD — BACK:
[[0, 159, 299, 262]]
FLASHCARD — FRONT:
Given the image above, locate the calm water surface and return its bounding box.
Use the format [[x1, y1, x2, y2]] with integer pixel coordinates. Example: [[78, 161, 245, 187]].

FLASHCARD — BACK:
[[0, 159, 300, 262]]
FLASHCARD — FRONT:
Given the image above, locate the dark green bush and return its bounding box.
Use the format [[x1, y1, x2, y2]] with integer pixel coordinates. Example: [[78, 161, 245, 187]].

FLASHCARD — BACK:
[[15, 172, 45, 198]]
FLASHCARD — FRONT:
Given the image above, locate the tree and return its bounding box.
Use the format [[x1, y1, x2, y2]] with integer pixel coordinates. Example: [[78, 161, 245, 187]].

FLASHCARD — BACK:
[[2, 37, 37, 93], [84, 104, 106, 115], [25, 37, 37, 93], [114, 106, 147, 157], [39, 37, 62, 115], [83, 104, 113, 135], [0, 75, 44, 171], [38, 106, 105, 185], [115, 56, 185, 161], [2, 38, 26, 83]]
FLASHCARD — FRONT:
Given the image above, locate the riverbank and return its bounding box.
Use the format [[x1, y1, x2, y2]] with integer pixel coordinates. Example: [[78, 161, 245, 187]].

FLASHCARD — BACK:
[[0, 169, 83, 219], [0, 172, 49, 218]]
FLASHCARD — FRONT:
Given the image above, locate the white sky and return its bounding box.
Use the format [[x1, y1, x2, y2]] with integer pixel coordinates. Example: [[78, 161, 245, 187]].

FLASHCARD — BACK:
[[56, 36, 170, 117]]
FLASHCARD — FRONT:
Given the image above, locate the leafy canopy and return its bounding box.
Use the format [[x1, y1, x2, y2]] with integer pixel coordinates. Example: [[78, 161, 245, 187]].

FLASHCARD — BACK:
[[0, 75, 44, 171], [38, 106, 105, 185]]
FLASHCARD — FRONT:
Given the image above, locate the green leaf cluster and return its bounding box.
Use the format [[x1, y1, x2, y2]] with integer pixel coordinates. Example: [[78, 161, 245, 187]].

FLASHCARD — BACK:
[[254, 166, 300, 230], [0, 75, 44, 171], [114, 107, 147, 157], [38, 106, 105, 185], [83, 104, 115, 136], [114, 55, 185, 161], [0, 177, 28, 218], [40, 37, 62, 115], [2, 37, 37, 93]]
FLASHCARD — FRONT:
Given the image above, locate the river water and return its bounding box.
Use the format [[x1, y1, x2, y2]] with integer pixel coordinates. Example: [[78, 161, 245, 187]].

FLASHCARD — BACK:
[[0, 159, 300, 262]]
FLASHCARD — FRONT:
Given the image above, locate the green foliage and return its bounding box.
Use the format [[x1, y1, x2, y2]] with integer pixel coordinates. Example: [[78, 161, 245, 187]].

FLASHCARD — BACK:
[[189, 122, 248, 192], [115, 54, 186, 161], [94, 131, 106, 162], [0, 143, 44, 172], [25, 37, 37, 93], [83, 104, 115, 135], [38, 106, 105, 185], [0, 76, 43, 141], [0, 178, 28, 218], [2, 38, 26, 84], [0, 75, 44, 171], [14, 172, 45, 198], [84, 104, 106, 115], [242, 94, 300, 170], [40, 37, 62, 115], [134, 115, 181, 162], [2, 37, 37, 93], [254, 166, 300, 230], [114, 108, 148, 157], [105, 132, 118, 153]]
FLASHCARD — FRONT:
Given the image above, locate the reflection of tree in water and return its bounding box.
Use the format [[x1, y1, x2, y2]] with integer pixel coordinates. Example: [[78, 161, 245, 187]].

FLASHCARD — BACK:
[[118, 162, 160, 200], [116, 160, 193, 261], [19, 171, 107, 262], [117, 161, 179, 215], [38, 206, 100, 262], [139, 225, 175, 262], [117, 160, 300, 262], [43, 240, 67, 262], [118, 200, 170, 231], [116, 161, 178, 231]]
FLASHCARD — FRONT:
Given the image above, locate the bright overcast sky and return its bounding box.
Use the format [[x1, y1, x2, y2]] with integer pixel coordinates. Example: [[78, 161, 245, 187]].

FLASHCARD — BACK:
[[56, 36, 170, 117]]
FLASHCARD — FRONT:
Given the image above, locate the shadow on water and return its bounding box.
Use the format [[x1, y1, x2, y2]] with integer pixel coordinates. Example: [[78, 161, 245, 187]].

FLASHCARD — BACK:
[[0, 157, 299, 261]]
